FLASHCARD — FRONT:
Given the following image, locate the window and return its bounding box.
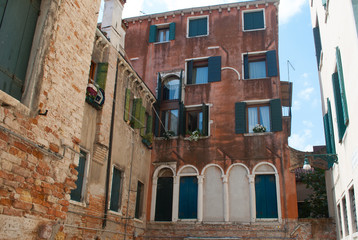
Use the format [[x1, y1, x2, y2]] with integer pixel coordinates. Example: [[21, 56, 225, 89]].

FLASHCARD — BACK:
[[343, 197, 350, 236], [155, 168, 174, 221], [349, 187, 358, 233], [248, 105, 271, 133], [149, 23, 176, 43], [255, 174, 278, 218], [243, 51, 278, 79], [338, 203, 344, 238], [353, 0, 358, 34], [160, 109, 179, 136], [0, 0, 41, 100], [323, 99, 336, 155], [188, 16, 208, 37], [332, 47, 349, 142], [179, 176, 198, 219], [313, 24, 322, 68], [243, 10, 265, 31], [135, 181, 144, 219], [184, 105, 209, 136], [110, 167, 122, 212], [235, 99, 282, 134], [89, 61, 97, 83], [162, 78, 180, 100], [187, 56, 221, 84], [70, 149, 88, 202]]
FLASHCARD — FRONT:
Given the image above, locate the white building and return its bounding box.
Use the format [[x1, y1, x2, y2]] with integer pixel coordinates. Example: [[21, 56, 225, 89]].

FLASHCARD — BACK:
[[310, 0, 358, 239]]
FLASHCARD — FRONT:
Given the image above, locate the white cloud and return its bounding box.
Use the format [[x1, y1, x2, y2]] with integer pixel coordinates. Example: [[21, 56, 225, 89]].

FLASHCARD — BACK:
[[303, 120, 314, 128], [302, 73, 309, 79], [292, 100, 301, 111], [298, 87, 314, 100], [289, 129, 312, 151], [279, 0, 308, 25]]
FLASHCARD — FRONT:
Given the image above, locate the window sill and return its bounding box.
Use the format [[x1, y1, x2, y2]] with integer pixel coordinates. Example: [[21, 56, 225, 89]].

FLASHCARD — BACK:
[[134, 218, 144, 223], [244, 132, 273, 137], [183, 136, 209, 141], [108, 209, 123, 216], [243, 77, 270, 81], [69, 199, 87, 208], [187, 34, 209, 38], [154, 136, 179, 140], [0, 91, 31, 116], [243, 27, 266, 32], [154, 41, 170, 45], [185, 82, 210, 86]]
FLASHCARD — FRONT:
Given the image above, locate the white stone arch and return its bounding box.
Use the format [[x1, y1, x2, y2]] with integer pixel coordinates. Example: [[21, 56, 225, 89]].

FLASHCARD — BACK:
[[150, 165, 176, 221], [177, 164, 199, 176], [201, 164, 225, 222], [252, 162, 281, 223], [227, 163, 251, 222]]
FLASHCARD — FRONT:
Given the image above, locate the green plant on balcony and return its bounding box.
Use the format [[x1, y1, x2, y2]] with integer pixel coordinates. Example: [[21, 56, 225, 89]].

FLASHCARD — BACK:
[[163, 130, 175, 140], [253, 124, 266, 133], [187, 129, 201, 142]]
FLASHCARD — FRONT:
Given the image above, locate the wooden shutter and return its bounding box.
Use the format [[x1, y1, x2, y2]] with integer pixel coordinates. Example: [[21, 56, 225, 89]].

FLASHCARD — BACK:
[[208, 56, 222, 82], [255, 175, 278, 218], [187, 61, 194, 84], [124, 88, 131, 122], [270, 99, 282, 132], [149, 25, 157, 43], [322, 0, 327, 6], [146, 115, 153, 135], [253, 11, 264, 29], [179, 102, 186, 136], [169, 22, 176, 40], [110, 168, 121, 212], [336, 47, 349, 125], [132, 98, 142, 129], [179, 70, 183, 101], [157, 73, 162, 103], [95, 63, 108, 89], [140, 106, 146, 136], [244, 55, 249, 79], [0, 0, 41, 100], [244, 12, 254, 30], [70, 151, 86, 202], [266, 50, 278, 77], [189, 18, 207, 37], [202, 104, 209, 136], [313, 27, 322, 67], [235, 102, 246, 134], [323, 114, 332, 154], [332, 72, 346, 142], [327, 99, 336, 154]]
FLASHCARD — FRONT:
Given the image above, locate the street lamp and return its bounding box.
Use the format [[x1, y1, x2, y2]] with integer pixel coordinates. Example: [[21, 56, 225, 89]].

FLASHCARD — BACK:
[[302, 153, 338, 170]]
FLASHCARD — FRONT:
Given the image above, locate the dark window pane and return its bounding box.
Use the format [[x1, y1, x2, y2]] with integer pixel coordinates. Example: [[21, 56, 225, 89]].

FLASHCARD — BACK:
[[110, 168, 122, 212], [155, 177, 173, 221], [70, 150, 86, 202]]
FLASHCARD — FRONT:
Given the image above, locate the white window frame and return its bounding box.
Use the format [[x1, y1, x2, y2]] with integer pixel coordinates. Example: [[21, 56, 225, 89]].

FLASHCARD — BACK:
[[184, 56, 210, 85], [242, 8, 266, 32], [186, 15, 209, 38], [154, 23, 171, 44], [69, 148, 91, 207], [242, 50, 269, 80]]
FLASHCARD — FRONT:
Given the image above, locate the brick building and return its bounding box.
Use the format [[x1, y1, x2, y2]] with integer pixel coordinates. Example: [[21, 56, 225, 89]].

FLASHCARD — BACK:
[[122, 0, 302, 238]]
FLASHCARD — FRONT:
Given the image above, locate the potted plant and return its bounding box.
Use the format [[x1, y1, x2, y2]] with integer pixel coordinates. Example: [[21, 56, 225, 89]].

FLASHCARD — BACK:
[[252, 124, 266, 133], [187, 129, 201, 141]]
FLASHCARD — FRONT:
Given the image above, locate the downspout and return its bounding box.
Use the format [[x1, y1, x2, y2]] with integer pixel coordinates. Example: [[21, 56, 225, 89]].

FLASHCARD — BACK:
[[124, 129, 135, 240], [102, 58, 120, 228]]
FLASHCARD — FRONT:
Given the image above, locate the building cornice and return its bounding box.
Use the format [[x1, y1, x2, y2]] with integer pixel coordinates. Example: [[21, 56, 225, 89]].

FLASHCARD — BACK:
[[123, 0, 279, 23]]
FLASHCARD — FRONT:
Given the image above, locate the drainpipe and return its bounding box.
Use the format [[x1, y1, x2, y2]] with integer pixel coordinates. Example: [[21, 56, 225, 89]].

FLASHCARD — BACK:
[[102, 58, 120, 228]]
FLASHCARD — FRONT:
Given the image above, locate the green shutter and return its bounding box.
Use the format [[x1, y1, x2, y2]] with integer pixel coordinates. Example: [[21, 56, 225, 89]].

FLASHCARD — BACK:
[[157, 73, 162, 103], [146, 115, 153, 135], [244, 55, 249, 79], [169, 22, 176, 40], [179, 70, 183, 101], [132, 98, 142, 129], [336, 47, 349, 125], [0, 0, 41, 100], [124, 88, 131, 122], [244, 11, 264, 30], [70, 150, 86, 202], [332, 73, 346, 142], [189, 18, 207, 37], [179, 102, 186, 136], [149, 25, 157, 43], [95, 63, 108, 89], [270, 99, 282, 132], [110, 168, 121, 212], [208, 56, 222, 82], [235, 102, 246, 134], [202, 104, 209, 136], [313, 27, 322, 67], [266, 50, 278, 77], [327, 99, 336, 154], [187, 61, 193, 84], [0, 0, 7, 21], [323, 114, 332, 154], [140, 106, 146, 136], [322, 0, 327, 6]]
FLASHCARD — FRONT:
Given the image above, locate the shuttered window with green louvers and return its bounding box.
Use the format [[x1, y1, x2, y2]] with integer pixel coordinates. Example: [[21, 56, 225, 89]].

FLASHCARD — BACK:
[[335, 47, 349, 126], [132, 98, 143, 129], [95, 63, 108, 89], [332, 72, 347, 142], [0, 0, 41, 100], [313, 26, 322, 67], [124, 88, 132, 122], [323, 99, 336, 154], [140, 106, 146, 136], [243, 10, 265, 31], [188, 17, 208, 37]]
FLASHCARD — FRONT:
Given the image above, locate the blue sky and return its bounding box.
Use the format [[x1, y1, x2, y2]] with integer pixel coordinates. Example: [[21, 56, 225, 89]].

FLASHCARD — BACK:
[[99, 0, 325, 151]]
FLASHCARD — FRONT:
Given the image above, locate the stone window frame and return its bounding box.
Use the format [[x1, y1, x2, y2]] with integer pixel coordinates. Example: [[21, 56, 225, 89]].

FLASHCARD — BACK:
[[0, 1, 62, 114], [186, 15, 209, 38], [242, 8, 266, 32]]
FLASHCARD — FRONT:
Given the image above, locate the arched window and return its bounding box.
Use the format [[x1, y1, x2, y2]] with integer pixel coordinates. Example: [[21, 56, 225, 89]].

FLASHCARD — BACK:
[[155, 168, 174, 221], [162, 78, 180, 101]]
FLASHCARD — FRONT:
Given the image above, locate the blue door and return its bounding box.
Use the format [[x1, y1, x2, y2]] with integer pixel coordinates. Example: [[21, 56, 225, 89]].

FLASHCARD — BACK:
[[179, 176, 198, 219], [255, 174, 278, 218]]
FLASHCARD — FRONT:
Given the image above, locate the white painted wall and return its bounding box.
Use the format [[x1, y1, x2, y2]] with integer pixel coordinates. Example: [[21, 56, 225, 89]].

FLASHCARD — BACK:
[[310, 0, 358, 238]]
